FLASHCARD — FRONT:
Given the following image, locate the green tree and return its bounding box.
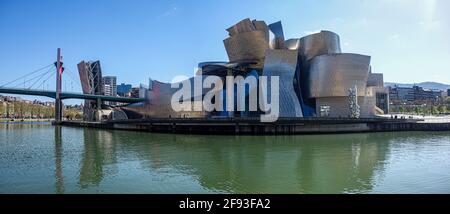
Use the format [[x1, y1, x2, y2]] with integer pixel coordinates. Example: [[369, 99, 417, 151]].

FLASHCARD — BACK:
[[64, 108, 82, 120], [14, 102, 24, 118], [75, 112, 83, 120], [43, 106, 54, 118], [24, 103, 31, 118], [432, 106, 439, 115], [8, 102, 13, 118], [438, 105, 447, 114], [414, 106, 420, 115], [0, 102, 4, 118]]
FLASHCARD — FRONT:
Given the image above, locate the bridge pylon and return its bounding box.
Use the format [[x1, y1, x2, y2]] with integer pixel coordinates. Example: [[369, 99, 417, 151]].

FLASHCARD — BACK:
[[55, 48, 63, 122]]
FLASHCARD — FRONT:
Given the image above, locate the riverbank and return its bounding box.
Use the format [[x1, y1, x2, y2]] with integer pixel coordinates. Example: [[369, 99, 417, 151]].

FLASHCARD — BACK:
[[52, 117, 450, 135], [1, 118, 52, 123]]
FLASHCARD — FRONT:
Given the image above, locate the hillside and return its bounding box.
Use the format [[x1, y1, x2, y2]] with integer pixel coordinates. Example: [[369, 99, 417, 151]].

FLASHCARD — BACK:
[[385, 82, 450, 91]]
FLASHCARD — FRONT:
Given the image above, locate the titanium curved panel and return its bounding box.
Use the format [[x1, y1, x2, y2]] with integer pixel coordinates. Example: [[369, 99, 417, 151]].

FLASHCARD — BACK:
[[261, 49, 303, 117], [197, 61, 257, 76], [252, 20, 269, 42], [122, 77, 213, 118], [307, 53, 371, 98], [224, 30, 269, 62], [268, 21, 285, 49], [285, 38, 300, 50], [111, 109, 128, 120], [299, 31, 341, 61], [366, 73, 384, 87], [121, 81, 176, 118], [226, 18, 255, 36]]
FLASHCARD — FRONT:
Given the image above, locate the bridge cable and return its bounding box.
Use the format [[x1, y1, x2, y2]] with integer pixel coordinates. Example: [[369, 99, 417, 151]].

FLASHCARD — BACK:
[[28, 67, 56, 90], [63, 67, 82, 88], [0, 63, 53, 88], [8, 65, 54, 88], [36, 71, 56, 91], [10, 66, 54, 89]]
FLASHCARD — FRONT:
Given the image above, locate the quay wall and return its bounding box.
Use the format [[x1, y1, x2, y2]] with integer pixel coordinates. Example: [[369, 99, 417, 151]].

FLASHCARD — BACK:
[[55, 118, 450, 135]]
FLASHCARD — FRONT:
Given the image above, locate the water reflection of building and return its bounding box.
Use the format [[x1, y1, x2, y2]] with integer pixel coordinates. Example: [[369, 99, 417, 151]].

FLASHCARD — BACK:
[[54, 126, 64, 194], [79, 129, 117, 188], [136, 134, 391, 193], [78, 129, 392, 193]]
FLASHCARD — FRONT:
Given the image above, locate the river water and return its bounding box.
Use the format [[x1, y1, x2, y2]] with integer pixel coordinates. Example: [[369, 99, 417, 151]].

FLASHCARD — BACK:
[[1, 122, 449, 194]]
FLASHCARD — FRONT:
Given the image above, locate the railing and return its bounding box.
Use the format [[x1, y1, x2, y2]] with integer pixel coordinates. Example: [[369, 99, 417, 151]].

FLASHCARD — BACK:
[[0, 87, 144, 103]]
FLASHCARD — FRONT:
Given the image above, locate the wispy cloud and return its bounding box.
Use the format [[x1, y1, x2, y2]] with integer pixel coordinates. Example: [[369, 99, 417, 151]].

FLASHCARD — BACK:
[[358, 17, 369, 27], [388, 34, 400, 40], [158, 1, 178, 18], [419, 0, 440, 30]]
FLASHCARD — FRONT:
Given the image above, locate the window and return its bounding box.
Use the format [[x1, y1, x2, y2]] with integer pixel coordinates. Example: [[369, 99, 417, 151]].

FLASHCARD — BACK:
[[376, 92, 388, 113], [320, 105, 330, 117]]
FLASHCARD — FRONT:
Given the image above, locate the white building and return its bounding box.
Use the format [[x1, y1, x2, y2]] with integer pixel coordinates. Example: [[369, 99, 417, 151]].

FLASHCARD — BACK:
[[102, 76, 117, 97]]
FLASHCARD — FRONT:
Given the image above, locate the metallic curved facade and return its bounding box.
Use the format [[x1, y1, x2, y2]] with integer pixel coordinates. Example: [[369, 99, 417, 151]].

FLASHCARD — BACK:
[[118, 18, 387, 121], [306, 53, 371, 98], [224, 18, 270, 63], [224, 30, 269, 63], [122, 78, 212, 119], [252, 20, 269, 42], [268, 21, 285, 49], [299, 31, 342, 61], [285, 38, 300, 50], [261, 49, 303, 117], [226, 18, 256, 36], [367, 73, 384, 87], [197, 61, 257, 76]]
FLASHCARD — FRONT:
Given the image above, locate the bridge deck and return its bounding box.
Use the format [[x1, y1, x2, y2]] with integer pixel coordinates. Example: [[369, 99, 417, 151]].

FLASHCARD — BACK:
[[0, 87, 144, 103]]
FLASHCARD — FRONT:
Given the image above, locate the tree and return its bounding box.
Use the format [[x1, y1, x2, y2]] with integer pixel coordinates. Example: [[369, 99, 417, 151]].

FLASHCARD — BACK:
[[14, 102, 24, 118], [43, 106, 53, 118], [438, 105, 447, 114], [65, 109, 76, 120], [414, 106, 421, 115], [432, 106, 439, 115], [0, 102, 4, 118], [64, 108, 82, 120]]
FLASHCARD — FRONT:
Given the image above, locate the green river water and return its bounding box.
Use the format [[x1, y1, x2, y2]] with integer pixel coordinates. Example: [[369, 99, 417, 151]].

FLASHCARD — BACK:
[[1, 122, 449, 193]]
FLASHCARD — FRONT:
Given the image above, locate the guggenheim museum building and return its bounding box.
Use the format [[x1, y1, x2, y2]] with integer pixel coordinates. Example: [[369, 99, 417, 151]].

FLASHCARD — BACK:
[[117, 18, 389, 120]]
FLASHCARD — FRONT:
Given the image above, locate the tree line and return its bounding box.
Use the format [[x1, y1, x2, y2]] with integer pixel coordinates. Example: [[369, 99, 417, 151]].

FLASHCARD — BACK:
[[0, 101, 83, 120], [391, 105, 448, 115]]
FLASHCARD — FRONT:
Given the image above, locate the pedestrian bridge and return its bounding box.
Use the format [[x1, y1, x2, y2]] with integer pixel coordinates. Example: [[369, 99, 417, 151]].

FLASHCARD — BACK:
[[0, 87, 144, 103]]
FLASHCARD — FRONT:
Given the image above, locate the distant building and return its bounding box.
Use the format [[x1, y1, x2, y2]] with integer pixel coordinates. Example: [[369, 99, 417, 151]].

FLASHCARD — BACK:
[[448, 89, 450, 97], [102, 76, 117, 97], [139, 84, 148, 99], [103, 84, 113, 105], [149, 78, 153, 90], [389, 85, 443, 102], [103, 84, 112, 96], [130, 87, 140, 98], [117, 83, 132, 97]]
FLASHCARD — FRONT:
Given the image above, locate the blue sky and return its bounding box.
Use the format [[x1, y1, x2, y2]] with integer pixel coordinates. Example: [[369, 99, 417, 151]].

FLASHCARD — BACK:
[[0, 0, 449, 103]]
